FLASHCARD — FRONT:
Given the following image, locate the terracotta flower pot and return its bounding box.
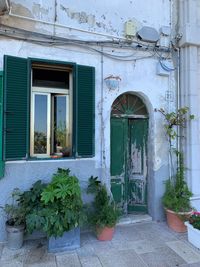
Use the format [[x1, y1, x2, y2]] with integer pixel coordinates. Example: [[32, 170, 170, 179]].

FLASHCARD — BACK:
[[96, 227, 115, 241], [165, 209, 192, 233]]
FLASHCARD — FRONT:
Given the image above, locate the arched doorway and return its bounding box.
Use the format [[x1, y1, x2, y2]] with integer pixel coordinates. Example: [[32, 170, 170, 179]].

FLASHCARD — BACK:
[[110, 93, 148, 214]]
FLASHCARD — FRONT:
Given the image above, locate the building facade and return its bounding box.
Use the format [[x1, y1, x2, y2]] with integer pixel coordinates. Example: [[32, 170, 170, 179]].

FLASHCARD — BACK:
[[0, 0, 180, 241]]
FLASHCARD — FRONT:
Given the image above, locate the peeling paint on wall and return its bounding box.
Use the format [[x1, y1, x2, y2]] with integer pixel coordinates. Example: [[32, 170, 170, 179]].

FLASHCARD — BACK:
[[32, 3, 49, 17], [60, 5, 96, 26], [59, 4, 120, 34], [0, 3, 36, 31], [11, 3, 33, 18]]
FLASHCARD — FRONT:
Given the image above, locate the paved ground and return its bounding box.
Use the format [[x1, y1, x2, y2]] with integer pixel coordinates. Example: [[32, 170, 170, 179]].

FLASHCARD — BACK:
[[1, 221, 200, 267]]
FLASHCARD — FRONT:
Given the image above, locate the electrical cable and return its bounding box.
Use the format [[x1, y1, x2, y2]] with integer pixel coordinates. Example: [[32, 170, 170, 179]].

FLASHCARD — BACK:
[[0, 24, 173, 63], [159, 59, 176, 72]]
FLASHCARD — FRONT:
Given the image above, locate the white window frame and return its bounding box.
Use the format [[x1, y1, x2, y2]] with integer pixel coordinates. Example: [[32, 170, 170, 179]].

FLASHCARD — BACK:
[[51, 94, 70, 154], [30, 67, 73, 158], [30, 92, 51, 157]]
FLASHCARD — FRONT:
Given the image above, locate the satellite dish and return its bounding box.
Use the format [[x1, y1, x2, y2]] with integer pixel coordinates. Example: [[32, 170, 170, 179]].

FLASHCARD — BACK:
[[137, 26, 159, 43]]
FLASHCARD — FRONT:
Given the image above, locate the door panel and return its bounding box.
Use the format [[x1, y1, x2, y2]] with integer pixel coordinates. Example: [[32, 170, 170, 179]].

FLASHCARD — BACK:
[[128, 119, 148, 212], [111, 118, 127, 211], [110, 117, 148, 214]]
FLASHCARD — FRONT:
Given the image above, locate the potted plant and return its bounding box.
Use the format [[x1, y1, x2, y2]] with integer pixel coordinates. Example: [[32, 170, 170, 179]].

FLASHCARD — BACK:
[[87, 176, 120, 241], [21, 168, 83, 252], [1, 188, 26, 249], [185, 211, 200, 249], [162, 152, 192, 232], [158, 107, 194, 232]]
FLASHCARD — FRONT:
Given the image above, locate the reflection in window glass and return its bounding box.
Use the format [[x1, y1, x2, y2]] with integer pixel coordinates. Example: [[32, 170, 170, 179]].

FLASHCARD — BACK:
[[53, 96, 67, 154], [34, 95, 47, 154]]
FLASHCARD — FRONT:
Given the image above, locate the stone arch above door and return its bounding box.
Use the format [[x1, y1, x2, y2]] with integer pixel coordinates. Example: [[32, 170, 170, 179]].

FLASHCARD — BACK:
[[111, 93, 148, 117]]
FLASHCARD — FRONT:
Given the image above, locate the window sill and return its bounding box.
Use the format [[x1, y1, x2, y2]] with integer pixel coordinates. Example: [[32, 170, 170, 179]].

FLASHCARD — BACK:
[[5, 157, 94, 164]]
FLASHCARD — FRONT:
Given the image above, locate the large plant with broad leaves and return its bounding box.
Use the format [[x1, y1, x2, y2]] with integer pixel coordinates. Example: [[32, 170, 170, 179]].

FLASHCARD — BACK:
[[20, 168, 83, 237], [41, 168, 83, 237]]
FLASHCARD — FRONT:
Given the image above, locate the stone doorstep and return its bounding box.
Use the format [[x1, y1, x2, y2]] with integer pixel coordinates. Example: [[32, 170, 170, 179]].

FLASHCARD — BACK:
[[117, 214, 152, 226]]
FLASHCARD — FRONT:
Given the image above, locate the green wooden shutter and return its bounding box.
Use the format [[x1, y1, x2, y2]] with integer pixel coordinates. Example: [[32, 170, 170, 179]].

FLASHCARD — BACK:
[[4, 55, 28, 160], [0, 71, 5, 177], [76, 65, 95, 157]]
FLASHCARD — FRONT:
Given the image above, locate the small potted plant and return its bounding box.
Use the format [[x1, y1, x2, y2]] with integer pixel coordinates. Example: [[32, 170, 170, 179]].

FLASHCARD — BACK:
[[87, 176, 120, 241], [1, 188, 26, 249], [185, 211, 200, 249]]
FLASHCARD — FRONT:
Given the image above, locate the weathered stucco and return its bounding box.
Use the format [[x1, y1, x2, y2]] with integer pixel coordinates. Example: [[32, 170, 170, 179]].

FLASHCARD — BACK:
[[0, 0, 178, 241], [178, 0, 200, 211]]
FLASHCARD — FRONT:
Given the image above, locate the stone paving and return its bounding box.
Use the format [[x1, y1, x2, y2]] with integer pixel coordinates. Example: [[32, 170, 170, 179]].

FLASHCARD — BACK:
[[1, 221, 200, 267]]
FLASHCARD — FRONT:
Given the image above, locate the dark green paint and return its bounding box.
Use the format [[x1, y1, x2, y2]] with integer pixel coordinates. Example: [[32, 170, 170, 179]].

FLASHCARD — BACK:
[[111, 118, 128, 210], [28, 57, 76, 68], [111, 118, 127, 176], [111, 117, 148, 214], [3, 55, 95, 161], [4, 55, 28, 160], [76, 65, 95, 157], [128, 119, 148, 212], [0, 71, 5, 177]]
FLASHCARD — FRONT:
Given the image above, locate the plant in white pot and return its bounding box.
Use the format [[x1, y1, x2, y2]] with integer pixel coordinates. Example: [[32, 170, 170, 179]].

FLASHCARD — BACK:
[[1, 189, 26, 249], [185, 211, 200, 249]]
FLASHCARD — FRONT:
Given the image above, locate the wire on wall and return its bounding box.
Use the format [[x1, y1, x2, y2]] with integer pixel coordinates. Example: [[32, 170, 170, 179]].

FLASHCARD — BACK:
[[0, 25, 173, 63]]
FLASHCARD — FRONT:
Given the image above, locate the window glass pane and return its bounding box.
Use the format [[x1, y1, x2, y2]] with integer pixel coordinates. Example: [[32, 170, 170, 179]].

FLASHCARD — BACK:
[[34, 94, 48, 154], [53, 96, 69, 156]]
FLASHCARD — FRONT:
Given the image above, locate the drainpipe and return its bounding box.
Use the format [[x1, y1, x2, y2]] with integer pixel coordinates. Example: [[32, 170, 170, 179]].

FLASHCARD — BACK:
[[176, 48, 180, 154], [0, 0, 10, 16], [100, 45, 104, 183]]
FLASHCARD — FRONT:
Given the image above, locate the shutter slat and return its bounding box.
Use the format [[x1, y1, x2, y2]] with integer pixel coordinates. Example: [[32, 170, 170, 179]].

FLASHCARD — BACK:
[[77, 65, 95, 157], [4, 55, 28, 160]]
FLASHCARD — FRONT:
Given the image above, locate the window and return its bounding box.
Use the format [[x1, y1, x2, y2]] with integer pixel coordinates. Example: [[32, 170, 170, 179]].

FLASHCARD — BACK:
[[2, 55, 95, 161], [31, 66, 72, 158]]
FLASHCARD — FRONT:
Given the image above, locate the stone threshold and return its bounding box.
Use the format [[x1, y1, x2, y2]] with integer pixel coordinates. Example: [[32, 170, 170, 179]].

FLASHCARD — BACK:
[[117, 214, 152, 226]]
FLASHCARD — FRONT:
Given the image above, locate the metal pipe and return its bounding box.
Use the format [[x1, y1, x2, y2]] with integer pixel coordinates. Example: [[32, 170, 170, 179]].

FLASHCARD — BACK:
[[100, 46, 104, 181]]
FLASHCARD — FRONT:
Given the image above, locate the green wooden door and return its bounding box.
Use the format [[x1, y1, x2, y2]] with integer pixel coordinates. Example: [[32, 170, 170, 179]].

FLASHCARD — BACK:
[[111, 117, 148, 214], [110, 117, 127, 212], [127, 119, 148, 213]]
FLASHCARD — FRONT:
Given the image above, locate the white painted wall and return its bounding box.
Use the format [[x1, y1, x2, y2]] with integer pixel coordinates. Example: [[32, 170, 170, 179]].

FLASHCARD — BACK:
[[0, 0, 177, 241]]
